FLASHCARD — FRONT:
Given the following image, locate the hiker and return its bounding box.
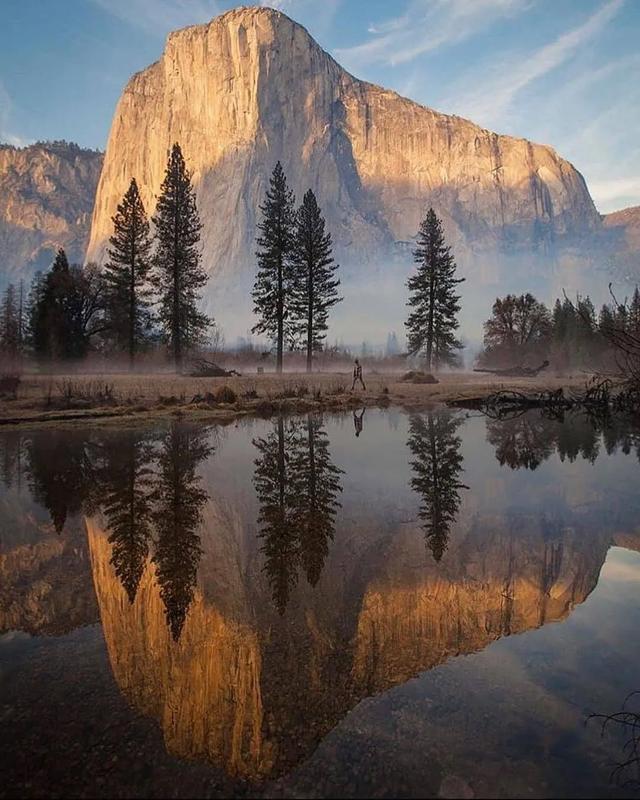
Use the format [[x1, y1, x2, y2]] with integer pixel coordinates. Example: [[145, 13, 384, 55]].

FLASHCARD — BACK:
[[353, 408, 365, 437], [351, 358, 366, 391]]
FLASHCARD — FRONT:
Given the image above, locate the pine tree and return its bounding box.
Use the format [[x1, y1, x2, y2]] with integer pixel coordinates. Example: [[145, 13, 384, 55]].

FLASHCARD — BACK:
[[31, 249, 72, 360], [29, 250, 105, 361], [629, 286, 640, 334], [25, 271, 45, 353], [406, 208, 464, 371], [152, 143, 210, 371], [385, 331, 400, 357], [105, 177, 152, 367], [290, 190, 342, 372], [599, 303, 615, 336], [252, 162, 296, 373], [0, 284, 21, 359]]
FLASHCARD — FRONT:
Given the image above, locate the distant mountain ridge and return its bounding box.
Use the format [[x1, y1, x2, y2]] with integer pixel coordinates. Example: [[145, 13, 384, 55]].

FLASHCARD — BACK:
[[0, 141, 102, 284]]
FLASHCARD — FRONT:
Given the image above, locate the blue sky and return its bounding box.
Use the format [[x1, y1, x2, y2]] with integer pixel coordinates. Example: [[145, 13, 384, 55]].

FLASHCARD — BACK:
[[0, 0, 638, 213]]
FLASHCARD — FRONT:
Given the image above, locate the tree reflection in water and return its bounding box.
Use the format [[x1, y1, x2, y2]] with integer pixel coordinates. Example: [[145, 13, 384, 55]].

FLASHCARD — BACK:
[[407, 412, 467, 562], [150, 423, 213, 641], [485, 410, 640, 470], [100, 431, 156, 604], [291, 414, 343, 587], [0, 429, 24, 490], [486, 413, 556, 470], [8, 422, 213, 640], [253, 413, 343, 612], [25, 429, 101, 533]]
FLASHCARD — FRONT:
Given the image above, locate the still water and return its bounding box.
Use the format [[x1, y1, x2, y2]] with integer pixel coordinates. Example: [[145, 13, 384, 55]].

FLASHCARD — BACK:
[[1, 408, 640, 798]]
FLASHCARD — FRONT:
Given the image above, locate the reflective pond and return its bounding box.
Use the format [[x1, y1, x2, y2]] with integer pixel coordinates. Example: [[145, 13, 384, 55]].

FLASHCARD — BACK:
[[1, 408, 640, 798]]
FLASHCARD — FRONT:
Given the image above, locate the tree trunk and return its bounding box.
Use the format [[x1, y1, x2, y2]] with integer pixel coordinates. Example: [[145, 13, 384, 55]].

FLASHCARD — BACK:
[[173, 212, 181, 373], [306, 268, 313, 373], [129, 237, 136, 371], [276, 258, 284, 373], [426, 273, 435, 373]]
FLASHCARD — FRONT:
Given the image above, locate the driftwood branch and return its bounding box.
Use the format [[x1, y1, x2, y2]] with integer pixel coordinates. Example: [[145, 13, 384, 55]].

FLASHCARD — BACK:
[[473, 360, 550, 378]]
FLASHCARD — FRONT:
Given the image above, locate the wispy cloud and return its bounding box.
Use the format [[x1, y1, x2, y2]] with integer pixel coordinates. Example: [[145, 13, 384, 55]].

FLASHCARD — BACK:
[[335, 0, 529, 69], [441, 0, 624, 129], [90, 0, 221, 37]]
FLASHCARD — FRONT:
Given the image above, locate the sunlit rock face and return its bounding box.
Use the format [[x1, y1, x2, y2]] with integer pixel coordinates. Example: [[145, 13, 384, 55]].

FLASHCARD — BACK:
[[86, 496, 615, 780], [87, 6, 600, 324], [603, 205, 640, 277], [0, 514, 98, 636], [0, 142, 102, 283]]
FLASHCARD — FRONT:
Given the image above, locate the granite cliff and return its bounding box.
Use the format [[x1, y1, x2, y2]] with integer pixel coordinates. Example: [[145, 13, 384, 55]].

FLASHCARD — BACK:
[[0, 141, 102, 284], [86, 6, 603, 335]]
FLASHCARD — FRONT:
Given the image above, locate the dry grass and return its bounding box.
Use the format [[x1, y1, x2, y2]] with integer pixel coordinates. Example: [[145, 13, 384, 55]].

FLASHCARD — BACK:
[[0, 368, 593, 426]]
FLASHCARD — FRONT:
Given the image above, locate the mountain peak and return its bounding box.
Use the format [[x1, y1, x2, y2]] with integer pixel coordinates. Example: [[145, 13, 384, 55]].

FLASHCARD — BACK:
[[166, 4, 313, 46]]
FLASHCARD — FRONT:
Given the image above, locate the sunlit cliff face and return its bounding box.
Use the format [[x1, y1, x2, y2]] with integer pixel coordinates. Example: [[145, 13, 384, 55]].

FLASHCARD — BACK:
[[86, 6, 608, 342]]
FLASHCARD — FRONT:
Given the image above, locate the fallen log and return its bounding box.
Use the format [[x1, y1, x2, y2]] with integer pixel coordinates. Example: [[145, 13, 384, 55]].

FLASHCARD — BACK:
[[189, 359, 241, 378], [473, 359, 550, 378]]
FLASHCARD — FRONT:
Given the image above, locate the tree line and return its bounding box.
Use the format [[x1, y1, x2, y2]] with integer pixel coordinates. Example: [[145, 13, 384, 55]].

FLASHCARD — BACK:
[[1, 149, 466, 375], [478, 288, 640, 371], [1, 143, 211, 371]]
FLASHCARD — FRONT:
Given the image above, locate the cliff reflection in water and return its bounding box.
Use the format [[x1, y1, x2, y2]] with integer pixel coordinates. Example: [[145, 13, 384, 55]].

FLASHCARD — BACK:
[[2, 409, 640, 781]]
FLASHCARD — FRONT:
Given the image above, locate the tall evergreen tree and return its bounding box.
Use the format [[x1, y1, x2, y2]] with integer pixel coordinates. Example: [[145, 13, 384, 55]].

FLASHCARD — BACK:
[[290, 190, 342, 372], [599, 303, 616, 337], [407, 412, 467, 562], [152, 143, 210, 371], [405, 208, 464, 371], [252, 162, 296, 373], [31, 249, 72, 360], [30, 251, 105, 361], [105, 177, 153, 367], [0, 284, 21, 359], [629, 286, 640, 334]]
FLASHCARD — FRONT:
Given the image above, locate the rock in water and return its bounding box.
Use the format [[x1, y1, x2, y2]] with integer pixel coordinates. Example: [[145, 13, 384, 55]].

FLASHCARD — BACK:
[[87, 7, 601, 332]]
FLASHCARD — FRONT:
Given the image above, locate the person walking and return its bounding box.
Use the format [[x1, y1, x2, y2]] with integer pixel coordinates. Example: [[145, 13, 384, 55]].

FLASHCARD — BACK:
[[351, 358, 366, 391]]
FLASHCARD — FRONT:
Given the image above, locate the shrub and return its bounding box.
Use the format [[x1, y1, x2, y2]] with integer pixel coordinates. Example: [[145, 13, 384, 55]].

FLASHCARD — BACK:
[[215, 385, 237, 404]]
